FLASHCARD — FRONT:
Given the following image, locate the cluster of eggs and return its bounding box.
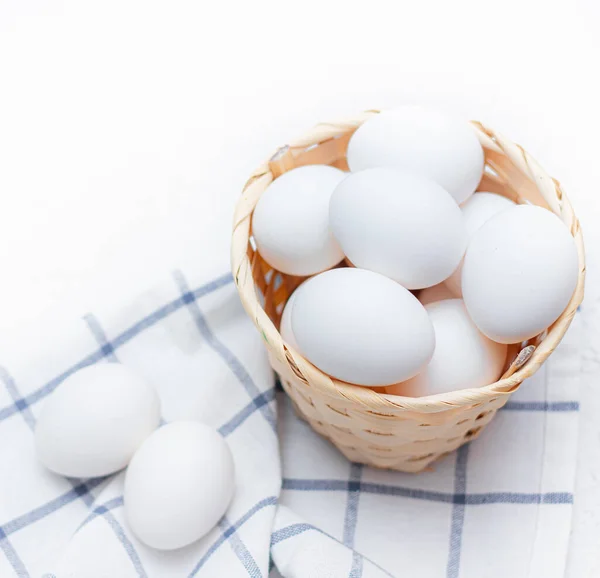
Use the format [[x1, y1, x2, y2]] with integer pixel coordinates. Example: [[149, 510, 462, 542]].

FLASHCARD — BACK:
[[254, 106, 579, 396], [35, 363, 235, 550]]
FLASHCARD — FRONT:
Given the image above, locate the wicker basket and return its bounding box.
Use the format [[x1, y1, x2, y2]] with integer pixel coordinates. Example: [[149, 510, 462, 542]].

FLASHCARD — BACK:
[[231, 110, 586, 473]]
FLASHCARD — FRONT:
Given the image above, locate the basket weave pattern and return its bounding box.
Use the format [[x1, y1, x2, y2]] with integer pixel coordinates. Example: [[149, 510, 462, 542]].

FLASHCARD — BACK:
[[231, 111, 585, 473]]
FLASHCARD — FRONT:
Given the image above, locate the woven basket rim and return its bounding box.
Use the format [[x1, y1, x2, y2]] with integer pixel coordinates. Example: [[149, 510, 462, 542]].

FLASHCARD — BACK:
[[231, 110, 586, 414]]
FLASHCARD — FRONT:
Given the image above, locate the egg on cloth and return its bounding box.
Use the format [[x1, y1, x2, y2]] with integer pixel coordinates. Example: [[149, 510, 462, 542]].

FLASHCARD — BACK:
[[346, 106, 484, 204], [386, 299, 507, 397], [445, 192, 516, 296], [35, 363, 161, 478], [124, 421, 235, 550], [329, 167, 467, 289], [252, 165, 347, 276], [462, 205, 579, 344], [291, 268, 435, 386]]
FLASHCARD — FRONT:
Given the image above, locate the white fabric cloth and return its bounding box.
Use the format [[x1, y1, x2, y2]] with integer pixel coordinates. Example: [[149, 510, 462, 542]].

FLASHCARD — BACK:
[[0, 263, 583, 578]]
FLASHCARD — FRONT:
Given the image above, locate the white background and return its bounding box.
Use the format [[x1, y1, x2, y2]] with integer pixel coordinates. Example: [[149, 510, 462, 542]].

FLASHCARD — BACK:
[[1, 1, 599, 575]]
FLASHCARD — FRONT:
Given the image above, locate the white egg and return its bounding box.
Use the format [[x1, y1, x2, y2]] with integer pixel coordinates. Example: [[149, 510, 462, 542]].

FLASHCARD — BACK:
[[291, 268, 435, 386], [252, 165, 346, 276], [280, 287, 302, 350], [386, 299, 507, 397], [347, 106, 484, 204], [419, 283, 455, 306], [329, 168, 467, 289], [462, 205, 579, 344], [35, 363, 161, 478], [445, 192, 516, 296], [124, 421, 235, 550]]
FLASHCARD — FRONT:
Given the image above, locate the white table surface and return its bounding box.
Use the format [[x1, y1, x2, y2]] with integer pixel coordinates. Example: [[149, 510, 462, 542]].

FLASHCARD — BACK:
[[1, 1, 599, 575]]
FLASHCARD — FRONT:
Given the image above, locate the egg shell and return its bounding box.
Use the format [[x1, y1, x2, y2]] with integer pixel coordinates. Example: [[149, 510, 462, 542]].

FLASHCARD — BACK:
[[291, 268, 435, 386], [35, 363, 161, 478], [124, 421, 235, 550], [445, 192, 516, 296], [419, 283, 456, 306], [329, 168, 467, 289], [347, 106, 484, 204], [252, 165, 346, 276], [462, 205, 579, 344], [386, 299, 507, 397]]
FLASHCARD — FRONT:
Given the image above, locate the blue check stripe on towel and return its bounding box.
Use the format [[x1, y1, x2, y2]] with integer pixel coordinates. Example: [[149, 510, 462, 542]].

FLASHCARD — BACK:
[[281, 478, 573, 505]]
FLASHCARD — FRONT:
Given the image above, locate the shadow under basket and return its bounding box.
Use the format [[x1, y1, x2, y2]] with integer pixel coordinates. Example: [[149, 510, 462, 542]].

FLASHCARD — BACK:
[[231, 110, 586, 473]]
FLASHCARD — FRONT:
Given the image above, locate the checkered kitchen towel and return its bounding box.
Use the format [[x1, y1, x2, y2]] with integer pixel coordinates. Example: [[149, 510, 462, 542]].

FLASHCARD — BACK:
[[0, 264, 582, 578]]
